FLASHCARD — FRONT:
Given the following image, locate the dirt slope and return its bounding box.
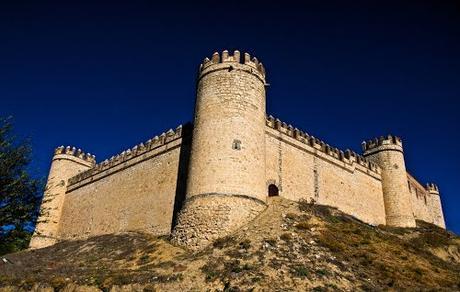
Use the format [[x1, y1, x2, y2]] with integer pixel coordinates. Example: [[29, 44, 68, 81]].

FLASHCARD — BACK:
[[1, 197, 459, 291]]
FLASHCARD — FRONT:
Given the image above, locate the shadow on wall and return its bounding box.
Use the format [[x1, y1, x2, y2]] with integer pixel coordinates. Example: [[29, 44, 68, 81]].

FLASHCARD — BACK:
[[171, 123, 193, 231]]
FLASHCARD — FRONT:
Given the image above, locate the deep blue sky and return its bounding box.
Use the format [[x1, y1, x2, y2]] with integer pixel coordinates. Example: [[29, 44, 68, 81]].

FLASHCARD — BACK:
[[1, 1, 459, 233]]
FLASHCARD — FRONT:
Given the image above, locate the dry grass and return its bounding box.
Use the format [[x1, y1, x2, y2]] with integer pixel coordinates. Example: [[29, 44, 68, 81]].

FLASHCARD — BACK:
[[313, 210, 460, 290], [0, 197, 459, 291]]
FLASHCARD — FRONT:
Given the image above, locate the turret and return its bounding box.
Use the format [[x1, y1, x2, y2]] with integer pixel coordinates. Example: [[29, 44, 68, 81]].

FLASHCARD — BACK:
[[29, 146, 95, 249], [425, 183, 446, 228], [362, 135, 416, 227], [172, 50, 267, 249]]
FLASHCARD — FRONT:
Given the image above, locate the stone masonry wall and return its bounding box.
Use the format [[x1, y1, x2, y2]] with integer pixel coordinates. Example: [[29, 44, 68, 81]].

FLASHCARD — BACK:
[[172, 51, 268, 249], [265, 121, 386, 226], [186, 53, 267, 202], [407, 173, 433, 223], [428, 189, 445, 228], [46, 121, 444, 245], [29, 148, 95, 249], [363, 139, 416, 227], [57, 130, 187, 241], [172, 195, 266, 249]]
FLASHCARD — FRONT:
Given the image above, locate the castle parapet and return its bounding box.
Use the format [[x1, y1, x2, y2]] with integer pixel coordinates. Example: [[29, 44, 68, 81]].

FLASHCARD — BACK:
[[266, 115, 381, 175], [67, 125, 186, 187], [54, 146, 96, 166], [199, 50, 266, 81], [426, 183, 440, 194], [361, 135, 403, 154]]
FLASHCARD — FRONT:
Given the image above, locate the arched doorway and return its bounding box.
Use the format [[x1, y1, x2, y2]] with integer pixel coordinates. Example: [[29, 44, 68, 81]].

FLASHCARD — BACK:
[[268, 184, 279, 197]]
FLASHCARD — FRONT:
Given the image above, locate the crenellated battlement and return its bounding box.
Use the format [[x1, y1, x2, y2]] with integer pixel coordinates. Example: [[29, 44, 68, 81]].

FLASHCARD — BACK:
[[426, 183, 440, 194], [266, 115, 381, 175], [54, 146, 96, 165], [199, 50, 266, 77], [361, 135, 403, 153], [67, 125, 186, 186]]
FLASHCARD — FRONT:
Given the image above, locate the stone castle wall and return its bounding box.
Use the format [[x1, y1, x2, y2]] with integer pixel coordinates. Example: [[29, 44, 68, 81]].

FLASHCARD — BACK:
[[29, 147, 95, 249], [31, 50, 446, 249], [47, 119, 443, 244], [32, 119, 445, 246], [408, 173, 433, 223], [265, 117, 444, 228], [56, 126, 190, 241], [265, 117, 386, 226]]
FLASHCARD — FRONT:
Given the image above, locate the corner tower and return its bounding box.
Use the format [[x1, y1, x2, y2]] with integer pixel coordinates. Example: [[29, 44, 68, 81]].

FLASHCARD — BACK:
[[29, 146, 95, 249], [426, 183, 446, 228], [172, 50, 268, 249], [363, 136, 416, 227]]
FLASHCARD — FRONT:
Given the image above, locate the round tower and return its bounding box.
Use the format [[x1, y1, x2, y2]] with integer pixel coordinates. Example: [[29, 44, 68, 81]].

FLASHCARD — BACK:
[[362, 135, 416, 227], [29, 146, 95, 249], [172, 50, 268, 249], [426, 183, 445, 228]]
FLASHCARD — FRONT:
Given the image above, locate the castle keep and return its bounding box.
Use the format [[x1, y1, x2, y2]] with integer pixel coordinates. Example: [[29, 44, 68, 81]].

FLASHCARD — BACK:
[[30, 50, 446, 250]]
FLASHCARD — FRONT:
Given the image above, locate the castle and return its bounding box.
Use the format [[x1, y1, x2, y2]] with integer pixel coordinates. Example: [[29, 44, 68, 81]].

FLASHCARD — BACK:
[[30, 50, 445, 250]]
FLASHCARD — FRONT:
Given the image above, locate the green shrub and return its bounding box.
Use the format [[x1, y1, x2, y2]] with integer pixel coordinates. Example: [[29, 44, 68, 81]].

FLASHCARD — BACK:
[[291, 265, 309, 278], [316, 269, 328, 276]]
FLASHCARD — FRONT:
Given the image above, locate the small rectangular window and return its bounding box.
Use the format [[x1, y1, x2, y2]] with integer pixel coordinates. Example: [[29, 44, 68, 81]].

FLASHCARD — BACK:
[[232, 139, 241, 150]]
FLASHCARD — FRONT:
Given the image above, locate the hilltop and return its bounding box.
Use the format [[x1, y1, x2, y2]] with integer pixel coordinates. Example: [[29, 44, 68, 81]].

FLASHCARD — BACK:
[[1, 197, 459, 291]]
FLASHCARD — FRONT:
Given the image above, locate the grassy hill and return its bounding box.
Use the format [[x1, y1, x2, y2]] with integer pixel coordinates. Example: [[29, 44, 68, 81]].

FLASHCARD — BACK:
[[1, 197, 459, 291]]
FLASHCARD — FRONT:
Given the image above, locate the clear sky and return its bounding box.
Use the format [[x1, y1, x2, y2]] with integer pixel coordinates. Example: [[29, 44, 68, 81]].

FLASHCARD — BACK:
[[1, 1, 459, 233]]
